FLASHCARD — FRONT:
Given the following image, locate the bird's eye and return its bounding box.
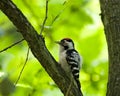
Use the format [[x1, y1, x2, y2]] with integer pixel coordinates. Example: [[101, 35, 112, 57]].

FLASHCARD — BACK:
[[61, 40, 65, 43]]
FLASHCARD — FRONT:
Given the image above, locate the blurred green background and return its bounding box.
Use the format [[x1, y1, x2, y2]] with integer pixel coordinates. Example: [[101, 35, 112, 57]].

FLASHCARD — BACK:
[[0, 0, 108, 96]]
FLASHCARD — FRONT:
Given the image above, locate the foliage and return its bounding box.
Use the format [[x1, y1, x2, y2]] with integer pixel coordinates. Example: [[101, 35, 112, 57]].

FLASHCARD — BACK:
[[0, 0, 108, 96]]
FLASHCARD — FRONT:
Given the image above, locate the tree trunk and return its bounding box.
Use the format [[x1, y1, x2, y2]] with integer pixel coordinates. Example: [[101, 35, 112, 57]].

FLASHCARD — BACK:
[[99, 0, 120, 96]]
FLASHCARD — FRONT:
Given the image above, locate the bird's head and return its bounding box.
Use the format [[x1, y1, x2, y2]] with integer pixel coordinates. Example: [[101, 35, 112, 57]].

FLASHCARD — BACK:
[[56, 38, 74, 51]]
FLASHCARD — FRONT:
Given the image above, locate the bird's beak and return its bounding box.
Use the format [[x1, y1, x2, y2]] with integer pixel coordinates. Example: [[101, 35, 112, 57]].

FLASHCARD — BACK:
[[55, 41, 61, 45]]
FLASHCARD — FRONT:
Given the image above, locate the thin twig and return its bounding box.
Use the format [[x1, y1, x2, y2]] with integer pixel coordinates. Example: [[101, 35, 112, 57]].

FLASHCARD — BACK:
[[14, 47, 29, 86], [40, 0, 49, 35], [0, 38, 24, 53], [50, 1, 67, 26], [51, 12, 61, 26]]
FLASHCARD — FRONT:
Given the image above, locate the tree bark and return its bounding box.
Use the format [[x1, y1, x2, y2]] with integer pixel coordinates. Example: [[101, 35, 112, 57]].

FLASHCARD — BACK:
[[0, 0, 83, 96], [99, 0, 120, 96]]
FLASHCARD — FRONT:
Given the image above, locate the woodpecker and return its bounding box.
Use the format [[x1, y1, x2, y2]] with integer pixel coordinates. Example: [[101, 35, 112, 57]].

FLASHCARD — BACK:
[[56, 38, 82, 90]]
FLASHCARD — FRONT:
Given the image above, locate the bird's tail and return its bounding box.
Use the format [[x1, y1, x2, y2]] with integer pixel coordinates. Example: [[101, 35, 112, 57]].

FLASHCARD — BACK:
[[75, 78, 81, 90], [75, 78, 83, 96]]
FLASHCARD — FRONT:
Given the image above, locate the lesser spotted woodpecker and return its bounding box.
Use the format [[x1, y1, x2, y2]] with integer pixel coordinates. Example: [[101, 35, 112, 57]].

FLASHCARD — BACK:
[[56, 38, 82, 90]]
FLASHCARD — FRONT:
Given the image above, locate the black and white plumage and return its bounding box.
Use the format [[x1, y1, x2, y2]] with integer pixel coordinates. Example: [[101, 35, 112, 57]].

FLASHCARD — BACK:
[[56, 38, 82, 90]]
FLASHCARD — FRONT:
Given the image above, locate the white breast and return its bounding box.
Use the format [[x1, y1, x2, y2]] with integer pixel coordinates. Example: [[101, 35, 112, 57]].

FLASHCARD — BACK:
[[59, 50, 71, 73]]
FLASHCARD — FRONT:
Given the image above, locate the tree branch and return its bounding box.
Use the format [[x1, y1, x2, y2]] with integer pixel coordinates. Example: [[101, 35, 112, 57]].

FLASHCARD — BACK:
[[0, 0, 83, 96]]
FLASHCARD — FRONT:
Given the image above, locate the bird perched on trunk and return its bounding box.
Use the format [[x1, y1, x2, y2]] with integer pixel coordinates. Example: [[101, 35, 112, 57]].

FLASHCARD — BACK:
[[56, 38, 82, 91]]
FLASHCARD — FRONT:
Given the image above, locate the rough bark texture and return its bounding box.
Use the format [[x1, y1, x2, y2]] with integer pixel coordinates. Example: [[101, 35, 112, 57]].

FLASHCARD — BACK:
[[99, 0, 120, 96], [0, 0, 83, 96]]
